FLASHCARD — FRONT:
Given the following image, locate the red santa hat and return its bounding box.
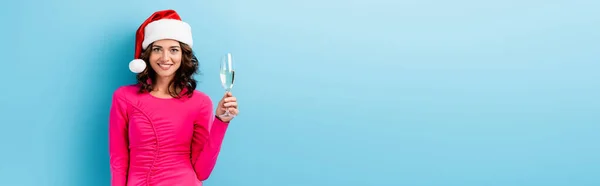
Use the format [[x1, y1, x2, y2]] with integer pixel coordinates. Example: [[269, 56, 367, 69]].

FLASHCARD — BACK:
[[129, 9, 194, 73]]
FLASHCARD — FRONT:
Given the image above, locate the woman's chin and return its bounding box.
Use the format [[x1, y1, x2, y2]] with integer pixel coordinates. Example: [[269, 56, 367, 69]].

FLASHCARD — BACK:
[[154, 70, 177, 79]]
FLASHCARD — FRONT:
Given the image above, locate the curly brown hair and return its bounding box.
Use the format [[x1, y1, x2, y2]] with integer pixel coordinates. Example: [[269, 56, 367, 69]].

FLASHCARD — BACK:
[[135, 41, 199, 99]]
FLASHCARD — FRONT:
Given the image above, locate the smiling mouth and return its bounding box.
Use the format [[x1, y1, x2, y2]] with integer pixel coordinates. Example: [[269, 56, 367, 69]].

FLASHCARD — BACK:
[[157, 63, 173, 70]]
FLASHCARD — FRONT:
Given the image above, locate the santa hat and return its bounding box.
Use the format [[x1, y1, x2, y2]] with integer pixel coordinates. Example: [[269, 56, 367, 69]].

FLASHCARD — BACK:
[[129, 9, 194, 73]]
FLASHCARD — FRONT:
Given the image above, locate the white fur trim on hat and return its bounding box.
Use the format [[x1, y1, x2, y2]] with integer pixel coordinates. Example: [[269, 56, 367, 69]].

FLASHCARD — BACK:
[[142, 19, 193, 49], [129, 59, 146, 73]]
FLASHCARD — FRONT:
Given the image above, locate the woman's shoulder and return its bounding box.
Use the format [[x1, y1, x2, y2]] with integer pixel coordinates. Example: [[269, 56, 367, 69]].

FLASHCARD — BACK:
[[189, 90, 216, 122], [189, 89, 214, 106], [113, 84, 139, 95], [111, 84, 140, 101]]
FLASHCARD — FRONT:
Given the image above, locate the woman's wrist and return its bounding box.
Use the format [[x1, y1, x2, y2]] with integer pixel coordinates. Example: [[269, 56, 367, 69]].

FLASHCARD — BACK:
[[215, 115, 230, 123]]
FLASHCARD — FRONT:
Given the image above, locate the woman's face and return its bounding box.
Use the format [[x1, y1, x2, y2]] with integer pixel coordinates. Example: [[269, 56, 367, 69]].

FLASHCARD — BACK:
[[149, 39, 182, 78]]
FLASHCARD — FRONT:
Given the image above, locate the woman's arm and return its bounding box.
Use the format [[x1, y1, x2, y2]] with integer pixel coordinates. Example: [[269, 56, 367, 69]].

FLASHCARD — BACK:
[[191, 97, 230, 181], [109, 89, 130, 186]]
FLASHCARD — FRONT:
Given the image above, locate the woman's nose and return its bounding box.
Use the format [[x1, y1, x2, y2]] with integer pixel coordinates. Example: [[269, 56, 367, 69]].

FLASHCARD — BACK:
[[159, 51, 169, 61]]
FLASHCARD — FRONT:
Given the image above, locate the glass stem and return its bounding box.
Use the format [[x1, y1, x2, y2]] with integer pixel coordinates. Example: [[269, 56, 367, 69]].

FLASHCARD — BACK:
[[224, 89, 231, 116]]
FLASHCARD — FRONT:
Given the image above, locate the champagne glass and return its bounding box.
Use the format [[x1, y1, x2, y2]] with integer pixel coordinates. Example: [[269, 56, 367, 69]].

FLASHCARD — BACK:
[[219, 53, 236, 117]]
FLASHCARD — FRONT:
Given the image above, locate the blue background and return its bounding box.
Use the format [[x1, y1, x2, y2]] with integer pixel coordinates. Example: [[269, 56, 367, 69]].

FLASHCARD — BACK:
[[1, 0, 599, 185]]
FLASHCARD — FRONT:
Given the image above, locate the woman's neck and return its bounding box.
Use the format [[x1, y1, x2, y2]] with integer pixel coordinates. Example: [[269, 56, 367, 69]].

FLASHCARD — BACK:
[[151, 76, 175, 97]]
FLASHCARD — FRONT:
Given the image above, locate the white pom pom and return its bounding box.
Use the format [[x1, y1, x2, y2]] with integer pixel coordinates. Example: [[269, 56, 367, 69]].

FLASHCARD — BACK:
[[129, 59, 146, 73]]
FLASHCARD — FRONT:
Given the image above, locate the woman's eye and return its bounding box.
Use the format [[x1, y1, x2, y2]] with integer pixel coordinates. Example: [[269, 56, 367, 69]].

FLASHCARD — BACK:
[[152, 48, 160, 52], [171, 49, 179, 53]]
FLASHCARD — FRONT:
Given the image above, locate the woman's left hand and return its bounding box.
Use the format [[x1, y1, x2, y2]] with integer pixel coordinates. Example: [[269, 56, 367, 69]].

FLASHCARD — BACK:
[[216, 92, 238, 123]]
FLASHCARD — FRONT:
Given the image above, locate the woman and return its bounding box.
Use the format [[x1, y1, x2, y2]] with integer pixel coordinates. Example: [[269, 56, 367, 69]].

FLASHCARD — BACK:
[[109, 9, 238, 186]]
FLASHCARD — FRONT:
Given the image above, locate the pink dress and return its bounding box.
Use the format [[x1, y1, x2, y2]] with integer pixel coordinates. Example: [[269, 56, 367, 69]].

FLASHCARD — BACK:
[[109, 85, 229, 186]]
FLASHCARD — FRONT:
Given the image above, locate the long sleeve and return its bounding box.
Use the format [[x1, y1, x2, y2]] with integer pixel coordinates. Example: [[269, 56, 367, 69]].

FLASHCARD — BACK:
[[191, 97, 229, 181], [108, 89, 130, 186]]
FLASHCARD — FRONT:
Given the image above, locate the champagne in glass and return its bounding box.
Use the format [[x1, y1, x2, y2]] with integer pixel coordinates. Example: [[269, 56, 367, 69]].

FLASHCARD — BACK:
[[219, 53, 235, 117]]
